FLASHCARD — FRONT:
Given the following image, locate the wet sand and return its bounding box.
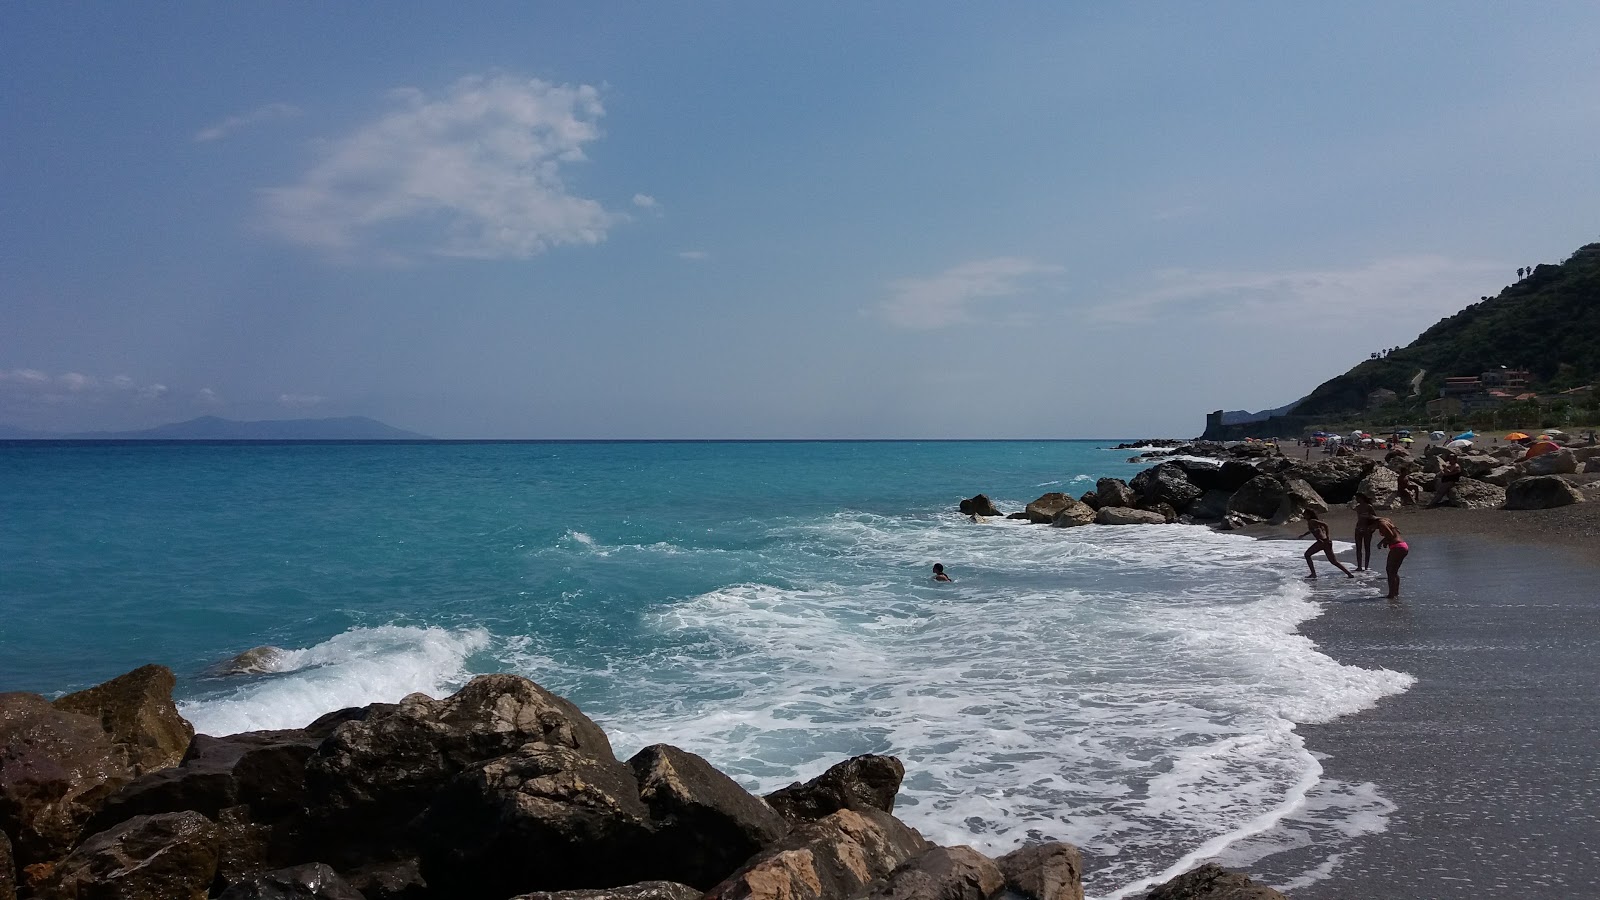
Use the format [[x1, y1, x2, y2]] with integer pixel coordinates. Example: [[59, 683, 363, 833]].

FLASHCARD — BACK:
[[1240, 502, 1600, 896]]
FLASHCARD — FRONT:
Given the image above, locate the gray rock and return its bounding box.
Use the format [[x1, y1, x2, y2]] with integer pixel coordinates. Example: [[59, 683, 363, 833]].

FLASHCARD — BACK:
[[860, 845, 1004, 900], [1187, 489, 1232, 521], [704, 808, 930, 900], [1130, 464, 1203, 512], [1455, 453, 1502, 478], [1094, 507, 1167, 526], [1480, 465, 1519, 486], [1077, 490, 1099, 510], [764, 755, 904, 824], [1279, 457, 1374, 504], [1225, 474, 1287, 520], [512, 884, 701, 900], [1504, 475, 1585, 510], [1587, 457, 1600, 474], [1437, 478, 1506, 510], [217, 863, 365, 900], [1094, 478, 1137, 510], [1049, 500, 1097, 527], [629, 744, 788, 889], [1523, 448, 1578, 475], [1354, 467, 1403, 510], [212, 647, 288, 677], [1142, 862, 1285, 900], [1024, 493, 1077, 524], [40, 811, 220, 900], [1280, 477, 1328, 521], [997, 842, 1083, 900]]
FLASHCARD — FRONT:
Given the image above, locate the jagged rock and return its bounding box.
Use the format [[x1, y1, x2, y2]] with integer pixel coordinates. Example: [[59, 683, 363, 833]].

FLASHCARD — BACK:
[[1094, 507, 1167, 526], [1135, 499, 1179, 523], [344, 859, 426, 900], [1504, 475, 1584, 510], [1280, 457, 1374, 504], [1023, 493, 1075, 524], [1523, 448, 1578, 475], [216, 862, 364, 900], [1280, 477, 1328, 522], [628, 745, 787, 889], [418, 743, 653, 899], [0, 692, 133, 870], [1130, 464, 1203, 512], [1077, 491, 1099, 510], [957, 495, 1001, 517], [213, 805, 278, 887], [1479, 465, 1518, 487], [212, 648, 288, 677], [1142, 862, 1285, 899], [704, 808, 930, 900], [1005, 512, 1032, 520], [1187, 490, 1232, 521], [1587, 458, 1600, 474], [303, 705, 398, 740], [1455, 453, 1502, 478], [1225, 474, 1287, 520], [39, 811, 219, 900], [764, 755, 904, 824], [1438, 478, 1506, 510], [92, 729, 322, 831], [1049, 500, 1097, 527], [1217, 513, 1264, 531], [1094, 478, 1137, 510], [860, 845, 1004, 900], [1354, 467, 1403, 510], [511, 883, 701, 900], [997, 842, 1083, 900], [52, 665, 193, 776], [1, 830, 14, 900]]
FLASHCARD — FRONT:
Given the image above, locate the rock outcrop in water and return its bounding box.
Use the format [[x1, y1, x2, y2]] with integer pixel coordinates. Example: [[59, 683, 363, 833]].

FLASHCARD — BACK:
[[0, 667, 1295, 900]]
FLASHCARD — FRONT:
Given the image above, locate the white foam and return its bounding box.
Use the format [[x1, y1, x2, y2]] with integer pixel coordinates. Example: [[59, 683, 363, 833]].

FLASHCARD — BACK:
[[180, 625, 489, 735]]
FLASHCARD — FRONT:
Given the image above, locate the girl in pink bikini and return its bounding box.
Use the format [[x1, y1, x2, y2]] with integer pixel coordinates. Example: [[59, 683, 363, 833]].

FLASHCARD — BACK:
[[1375, 517, 1409, 601]]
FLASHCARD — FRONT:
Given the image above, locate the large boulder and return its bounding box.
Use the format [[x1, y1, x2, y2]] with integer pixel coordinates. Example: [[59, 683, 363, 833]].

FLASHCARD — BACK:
[[1439, 478, 1507, 510], [1354, 467, 1403, 510], [511, 884, 701, 900], [1225, 474, 1288, 520], [38, 811, 219, 900], [343, 859, 427, 900], [1523, 448, 1578, 476], [92, 729, 323, 830], [1280, 457, 1374, 504], [52, 665, 193, 776], [216, 863, 364, 900], [764, 755, 904, 824], [1587, 458, 1600, 474], [1280, 477, 1328, 522], [1077, 491, 1099, 510], [628, 745, 787, 889], [957, 495, 1001, 517], [1142, 862, 1285, 900], [0, 693, 133, 870], [1094, 508, 1166, 526], [1186, 490, 1232, 521], [1504, 476, 1585, 510], [1023, 494, 1074, 524], [859, 846, 1004, 900], [1, 830, 14, 900], [418, 743, 654, 899], [1479, 465, 1519, 487], [997, 842, 1082, 900], [211, 648, 288, 678], [1455, 453, 1502, 479], [704, 808, 930, 900], [1049, 500, 1097, 528], [1094, 479, 1137, 510], [1130, 464, 1203, 512]]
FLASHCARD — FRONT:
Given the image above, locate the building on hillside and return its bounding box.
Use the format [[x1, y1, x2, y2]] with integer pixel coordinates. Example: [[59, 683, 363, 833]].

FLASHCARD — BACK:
[[1558, 384, 1594, 400], [1481, 368, 1532, 390], [1442, 376, 1483, 396], [1367, 388, 1399, 409], [1426, 396, 1463, 416]]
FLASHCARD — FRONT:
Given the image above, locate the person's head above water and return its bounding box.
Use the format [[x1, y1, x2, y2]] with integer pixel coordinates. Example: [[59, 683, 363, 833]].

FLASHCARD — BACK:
[[932, 563, 945, 574]]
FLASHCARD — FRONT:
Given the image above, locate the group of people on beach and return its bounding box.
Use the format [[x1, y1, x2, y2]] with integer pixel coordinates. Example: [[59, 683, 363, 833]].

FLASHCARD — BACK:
[[1299, 498, 1408, 601]]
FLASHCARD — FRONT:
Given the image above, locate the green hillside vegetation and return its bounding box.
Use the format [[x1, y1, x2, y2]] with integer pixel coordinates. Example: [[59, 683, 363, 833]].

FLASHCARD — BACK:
[[1294, 241, 1600, 416]]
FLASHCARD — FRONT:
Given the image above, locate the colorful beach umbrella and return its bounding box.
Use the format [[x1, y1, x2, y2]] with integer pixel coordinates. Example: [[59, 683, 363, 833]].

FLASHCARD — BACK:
[[1446, 439, 1473, 450], [1505, 432, 1530, 441], [1452, 431, 1476, 441]]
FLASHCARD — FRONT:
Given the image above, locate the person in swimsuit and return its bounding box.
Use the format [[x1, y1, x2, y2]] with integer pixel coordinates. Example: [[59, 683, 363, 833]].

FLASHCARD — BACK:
[[932, 563, 953, 582], [1298, 509, 1354, 579], [1352, 492, 1378, 571], [1427, 452, 1462, 507], [1375, 517, 1409, 600]]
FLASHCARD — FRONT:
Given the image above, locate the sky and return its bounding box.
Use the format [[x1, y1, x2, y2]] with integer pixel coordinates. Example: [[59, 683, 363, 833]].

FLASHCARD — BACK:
[[3, 3, 1598, 438]]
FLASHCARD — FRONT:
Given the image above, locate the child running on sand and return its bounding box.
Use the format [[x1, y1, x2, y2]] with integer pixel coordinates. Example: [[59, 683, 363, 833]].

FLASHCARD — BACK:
[[1298, 509, 1354, 579], [1375, 517, 1409, 601], [1352, 492, 1378, 571]]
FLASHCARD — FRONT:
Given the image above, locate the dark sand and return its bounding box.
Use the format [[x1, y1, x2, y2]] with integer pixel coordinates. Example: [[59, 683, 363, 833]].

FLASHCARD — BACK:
[[1238, 501, 1600, 897]]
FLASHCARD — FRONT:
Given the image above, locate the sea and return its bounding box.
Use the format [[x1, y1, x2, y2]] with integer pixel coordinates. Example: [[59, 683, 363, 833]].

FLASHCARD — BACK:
[[0, 440, 1414, 898]]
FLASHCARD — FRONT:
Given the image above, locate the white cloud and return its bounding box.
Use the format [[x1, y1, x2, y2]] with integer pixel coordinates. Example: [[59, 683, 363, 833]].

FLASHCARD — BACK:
[[197, 387, 221, 404], [876, 257, 1065, 330], [277, 393, 327, 408], [1091, 256, 1505, 327], [632, 193, 657, 208], [0, 369, 177, 405], [261, 74, 616, 262], [678, 250, 709, 261], [58, 372, 96, 391], [195, 102, 300, 143], [138, 383, 168, 400]]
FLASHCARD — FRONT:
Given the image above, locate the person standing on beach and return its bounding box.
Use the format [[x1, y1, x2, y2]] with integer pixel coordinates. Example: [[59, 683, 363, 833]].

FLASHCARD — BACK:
[[1375, 517, 1409, 600], [932, 563, 953, 582], [1427, 452, 1462, 508], [1352, 492, 1378, 571], [1298, 509, 1354, 579]]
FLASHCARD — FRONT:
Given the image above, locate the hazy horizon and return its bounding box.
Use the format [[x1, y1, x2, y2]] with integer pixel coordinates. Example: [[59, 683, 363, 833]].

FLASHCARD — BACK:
[[5, 3, 1599, 438]]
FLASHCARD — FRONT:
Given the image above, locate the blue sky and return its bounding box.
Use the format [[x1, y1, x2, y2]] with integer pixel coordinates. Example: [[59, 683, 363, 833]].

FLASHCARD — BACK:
[[3, 3, 1598, 438]]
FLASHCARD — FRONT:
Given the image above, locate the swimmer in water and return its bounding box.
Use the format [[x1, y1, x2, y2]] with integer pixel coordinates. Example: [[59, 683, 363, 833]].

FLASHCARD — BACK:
[[932, 563, 952, 582]]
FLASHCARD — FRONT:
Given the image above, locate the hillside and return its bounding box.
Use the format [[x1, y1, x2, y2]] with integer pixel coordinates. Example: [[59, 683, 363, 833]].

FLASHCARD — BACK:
[[1293, 242, 1600, 415]]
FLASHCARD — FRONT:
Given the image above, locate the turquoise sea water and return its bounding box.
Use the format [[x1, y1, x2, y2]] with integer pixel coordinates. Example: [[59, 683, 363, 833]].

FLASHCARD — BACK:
[[0, 440, 1413, 898]]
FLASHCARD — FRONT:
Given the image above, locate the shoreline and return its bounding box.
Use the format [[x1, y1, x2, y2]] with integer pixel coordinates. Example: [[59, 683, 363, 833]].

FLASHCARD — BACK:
[[1227, 489, 1600, 895]]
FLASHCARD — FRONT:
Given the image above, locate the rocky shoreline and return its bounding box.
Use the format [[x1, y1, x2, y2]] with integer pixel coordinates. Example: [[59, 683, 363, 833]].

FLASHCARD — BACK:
[[1, 667, 1287, 900]]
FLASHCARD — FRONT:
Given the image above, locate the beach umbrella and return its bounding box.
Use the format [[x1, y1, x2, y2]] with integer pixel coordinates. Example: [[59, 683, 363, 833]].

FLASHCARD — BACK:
[[1505, 432, 1530, 441], [1452, 431, 1476, 441], [1446, 438, 1473, 450], [1400, 437, 1414, 444], [1429, 430, 1446, 441], [1545, 429, 1569, 439], [1524, 440, 1560, 459]]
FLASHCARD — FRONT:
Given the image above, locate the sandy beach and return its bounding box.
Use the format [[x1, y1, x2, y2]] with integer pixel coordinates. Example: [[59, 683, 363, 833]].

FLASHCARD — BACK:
[[1239, 490, 1600, 896]]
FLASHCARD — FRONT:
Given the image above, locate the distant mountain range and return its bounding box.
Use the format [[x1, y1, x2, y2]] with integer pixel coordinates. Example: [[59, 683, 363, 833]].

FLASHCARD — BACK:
[[0, 415, 430, 440]]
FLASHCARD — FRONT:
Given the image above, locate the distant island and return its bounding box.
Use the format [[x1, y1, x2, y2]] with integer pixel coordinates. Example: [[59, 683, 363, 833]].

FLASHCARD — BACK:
[[0, 415, 431, 441], [1204, 240, 1600, 440]]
